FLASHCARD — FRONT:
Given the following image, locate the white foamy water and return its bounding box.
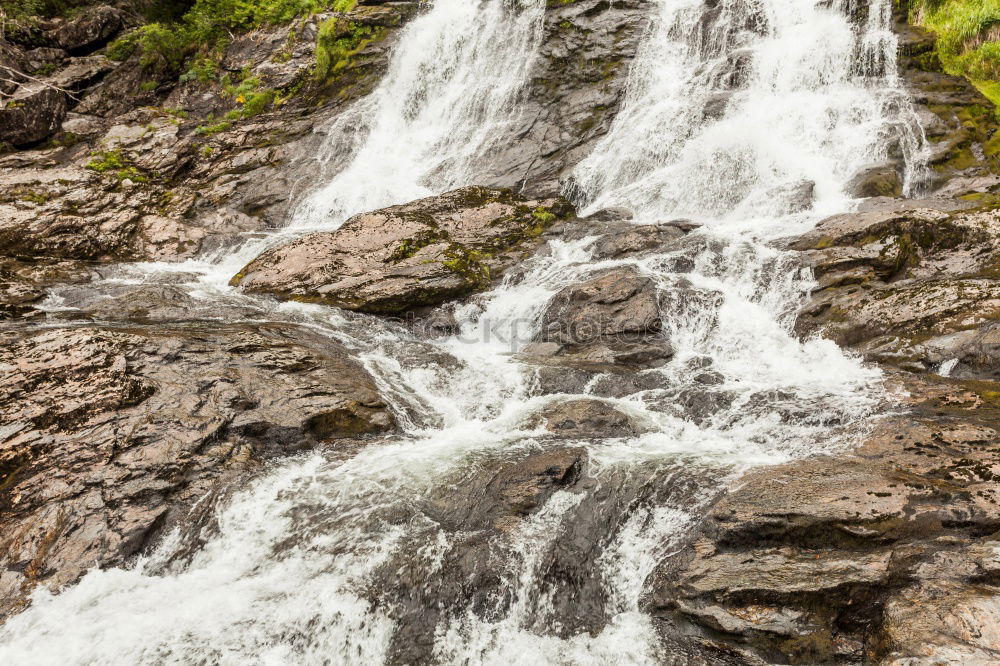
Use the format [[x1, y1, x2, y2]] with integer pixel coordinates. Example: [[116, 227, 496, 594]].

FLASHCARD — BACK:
[[0, 0, 925, 663]]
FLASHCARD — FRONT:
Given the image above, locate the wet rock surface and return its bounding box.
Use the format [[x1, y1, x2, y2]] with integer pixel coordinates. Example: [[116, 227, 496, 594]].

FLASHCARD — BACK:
[[484, 0, 652, 196], [793, 200, 1000, 379], [0, 322, 393, 619], [232, 187, 574, 314], [529, 266, 674, 369], [0, 1, 420, 323], [528, 398, 648, 437], [376, 446, 717, 666], [647, 373, 1000, 664], [1, 0, 1000, 662]]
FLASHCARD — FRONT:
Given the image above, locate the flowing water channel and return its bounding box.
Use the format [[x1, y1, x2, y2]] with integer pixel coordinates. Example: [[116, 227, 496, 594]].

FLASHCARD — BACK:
[[0, 0, 926, 663]]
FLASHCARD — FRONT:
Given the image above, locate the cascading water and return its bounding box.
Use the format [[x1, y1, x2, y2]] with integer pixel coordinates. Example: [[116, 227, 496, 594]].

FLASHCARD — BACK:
[[0, 0, 926, 663], [292, 0, 547, 228], [138, 0, 548, 288]]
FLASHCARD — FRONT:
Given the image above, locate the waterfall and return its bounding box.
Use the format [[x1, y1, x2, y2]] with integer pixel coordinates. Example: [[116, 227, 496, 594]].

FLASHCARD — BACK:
[[0, 0, 923, 663], [292, 0, 548, 229]]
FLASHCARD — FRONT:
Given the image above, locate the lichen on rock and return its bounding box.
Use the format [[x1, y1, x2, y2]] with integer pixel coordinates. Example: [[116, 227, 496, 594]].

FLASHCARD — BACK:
[[231, 186, 575, 315]]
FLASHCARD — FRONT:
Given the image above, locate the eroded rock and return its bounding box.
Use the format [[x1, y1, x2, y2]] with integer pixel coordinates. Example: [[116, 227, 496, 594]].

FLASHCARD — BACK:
[[0, 84, 67, 146], [232, 187, 574, 314], [530, 266, 673, 369], [648, 373, 1000, 664], [0, 322, 393, 618], [793, 202, 1000, 378]]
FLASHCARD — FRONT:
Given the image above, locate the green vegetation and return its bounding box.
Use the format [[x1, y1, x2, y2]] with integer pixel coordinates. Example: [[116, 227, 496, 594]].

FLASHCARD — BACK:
[[222, 71, 276, 118], [531, 206, 557, 224], [85, 149, 149, 183], [0, 0, 44, 20], [913, 0, 1000, 106], [31, 62, 56, 76], [192, 69, 288, 134], [104, 0, 361, 76], [442, 244, 491, 287], [314, 17, 378, 81], [195, 120, 233, 136]]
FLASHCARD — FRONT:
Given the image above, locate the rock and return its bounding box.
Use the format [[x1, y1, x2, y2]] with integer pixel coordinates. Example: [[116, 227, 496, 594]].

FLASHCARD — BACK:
[[52, 6, 126, 54], [0, 40, 29, 97], [847, 164, 903, 198], [73, 61, 154, 118], [0, 322, 394, 618], [529, 398, 645, 437], [47, 55, 116, 92], [767, 179, 815, 214], [546, 207, 694, 260], [647, 372, 1000, 664], [373, 446, 588, 665], [132, 215, 207, 261], [0, 281, 44, 318], [793, 202, 1000, 378], [23, 47, 66, 72], [0, 84, 66, 146], [880, 542, 1000, 664], [0, 165, 142, 260], [232, 187, 574, 314], [481, 0, 651, 195], [531, 266, 673, 368]]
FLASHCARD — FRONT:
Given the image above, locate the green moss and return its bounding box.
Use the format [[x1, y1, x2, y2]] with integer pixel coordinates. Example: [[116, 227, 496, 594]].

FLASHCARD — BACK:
[[31, 61, 57, 76], [531, 206, 557, 224], [85, 149, 150, 183], [934, 143, 980, 171], [17, 189, 48, 204], [314, 17, 379, 81], [390, 227, 448, 262], [442, 244, 491, 286], [195, 120, 233, 135], [914, 0, 1000, 112], [180, 54, 222, 84], [162, 107, 189, 120]]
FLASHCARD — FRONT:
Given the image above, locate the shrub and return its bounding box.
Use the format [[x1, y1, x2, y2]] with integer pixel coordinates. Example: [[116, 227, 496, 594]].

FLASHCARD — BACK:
[[104, 0, 349, 76], [914, 0, 1000, 104], [314, 17, 374, 80]]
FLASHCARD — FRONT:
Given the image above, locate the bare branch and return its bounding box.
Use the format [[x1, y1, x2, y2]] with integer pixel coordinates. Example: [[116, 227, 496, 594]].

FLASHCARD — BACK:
[[0, 65, 80, 103]]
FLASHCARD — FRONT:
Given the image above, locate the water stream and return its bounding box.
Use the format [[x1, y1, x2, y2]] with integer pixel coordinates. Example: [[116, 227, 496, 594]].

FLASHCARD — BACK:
[[0, 0, 925, 663]]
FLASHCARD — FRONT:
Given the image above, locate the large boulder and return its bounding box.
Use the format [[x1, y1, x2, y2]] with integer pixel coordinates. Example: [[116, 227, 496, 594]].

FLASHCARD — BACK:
[[0, 322, 393, 618], [528, 397, 648, 437], [0, 84, 66, 147], [52, 6, 126, 54], [526, 266, 673, 369], [648, 373, 1000, 664], [792, 199, 1000, 379], [232, 187, 574, 314]]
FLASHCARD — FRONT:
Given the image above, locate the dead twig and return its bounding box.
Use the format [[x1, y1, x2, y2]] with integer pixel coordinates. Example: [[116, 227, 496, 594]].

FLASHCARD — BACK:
[[0, 64, 80, 103]]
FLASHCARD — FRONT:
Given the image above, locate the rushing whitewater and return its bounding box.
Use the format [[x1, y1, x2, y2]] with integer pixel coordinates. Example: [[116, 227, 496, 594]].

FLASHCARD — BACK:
[[0, 0, 924, 663]]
